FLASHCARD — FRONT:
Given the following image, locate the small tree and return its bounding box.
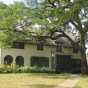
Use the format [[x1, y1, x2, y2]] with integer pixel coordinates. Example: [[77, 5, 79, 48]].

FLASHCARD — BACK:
[[0, 2, 31, 46]]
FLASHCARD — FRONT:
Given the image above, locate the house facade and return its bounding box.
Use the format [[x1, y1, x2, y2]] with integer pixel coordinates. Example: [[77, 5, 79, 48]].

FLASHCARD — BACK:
[[0, 36, 81, 72], [0, 43, 54, 69]]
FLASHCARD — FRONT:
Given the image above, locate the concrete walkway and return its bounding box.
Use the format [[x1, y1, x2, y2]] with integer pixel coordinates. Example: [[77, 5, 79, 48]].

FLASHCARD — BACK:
[[55, 75, 80, 88]]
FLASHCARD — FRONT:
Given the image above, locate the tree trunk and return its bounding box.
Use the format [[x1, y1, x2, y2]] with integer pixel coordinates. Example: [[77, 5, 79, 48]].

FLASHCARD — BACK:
[[80, 34, 87, 74]]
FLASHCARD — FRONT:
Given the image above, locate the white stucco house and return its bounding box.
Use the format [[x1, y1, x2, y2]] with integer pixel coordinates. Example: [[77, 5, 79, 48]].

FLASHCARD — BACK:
[[0, 33, 81, 72]]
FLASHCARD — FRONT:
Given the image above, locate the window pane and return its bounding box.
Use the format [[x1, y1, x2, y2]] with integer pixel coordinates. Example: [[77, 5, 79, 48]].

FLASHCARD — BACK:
[[12, 42, 24, 49], [37, 43, 44, 51], [56, 44, 62, 52], [31, 56, 49, 67], [73, 47, 79, 53]]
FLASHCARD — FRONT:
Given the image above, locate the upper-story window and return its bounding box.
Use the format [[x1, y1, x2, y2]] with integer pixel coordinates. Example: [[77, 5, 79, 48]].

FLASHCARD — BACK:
[[73, 47, 79, 53], [56, 44, 62, 52], [12, 42, 24, 49], [73, 44, 79, 53], [37, 43, 44, 51]]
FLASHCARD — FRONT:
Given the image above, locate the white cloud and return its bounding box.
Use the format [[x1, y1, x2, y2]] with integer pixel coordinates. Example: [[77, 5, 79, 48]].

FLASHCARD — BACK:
[[0, 0, 22, 5]]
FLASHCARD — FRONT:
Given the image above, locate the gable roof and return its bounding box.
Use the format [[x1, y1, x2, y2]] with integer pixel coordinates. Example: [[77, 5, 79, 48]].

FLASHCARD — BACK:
[[15, 24, 80, 47]]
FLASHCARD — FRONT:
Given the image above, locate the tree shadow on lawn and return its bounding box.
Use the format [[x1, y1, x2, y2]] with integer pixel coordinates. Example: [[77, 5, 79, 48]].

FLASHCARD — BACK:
[[27, 73, 71, 79], [74, 86, 81, 88], [42, 73, 80, 80], [24, 84, 56, 88], [24, 84, 81, 88]]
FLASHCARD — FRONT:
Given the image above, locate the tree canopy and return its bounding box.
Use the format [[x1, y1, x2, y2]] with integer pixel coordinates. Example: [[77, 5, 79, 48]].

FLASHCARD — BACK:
[[0, 2, 30, 46], [40, 0, 88, 74], [23, 0, 88, 74]]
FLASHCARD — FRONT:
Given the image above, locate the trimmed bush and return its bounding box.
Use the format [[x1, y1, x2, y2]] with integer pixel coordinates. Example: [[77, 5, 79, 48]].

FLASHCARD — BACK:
[[0, 64, 12, 73], [0, 64, 53, 73], [15, 66, 53, 73]]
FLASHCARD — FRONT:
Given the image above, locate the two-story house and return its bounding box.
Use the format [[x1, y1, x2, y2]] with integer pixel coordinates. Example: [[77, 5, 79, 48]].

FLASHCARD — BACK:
[[0, 32, 81, 72]]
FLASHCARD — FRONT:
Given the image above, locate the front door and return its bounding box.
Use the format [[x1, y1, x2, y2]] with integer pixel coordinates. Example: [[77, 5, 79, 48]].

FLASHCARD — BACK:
[[56, 55, 71, 72]]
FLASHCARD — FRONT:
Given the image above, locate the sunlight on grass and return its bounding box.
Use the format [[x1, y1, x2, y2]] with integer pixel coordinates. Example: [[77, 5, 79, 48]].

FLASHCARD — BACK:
[[75, 75, 88, 88], [0, 73, 70, 88]]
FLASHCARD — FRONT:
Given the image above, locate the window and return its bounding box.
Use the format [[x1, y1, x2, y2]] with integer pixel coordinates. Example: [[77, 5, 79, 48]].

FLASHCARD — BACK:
[[73, 44, 79, 53], [31, 56, 49, 67], [73, 47, 79, 53], [37, 43, 44, 51], [12, 42, 24, 49], [4, 55, 13, 65], [56, 44, 62, 52], [15, 56, 24, 66]]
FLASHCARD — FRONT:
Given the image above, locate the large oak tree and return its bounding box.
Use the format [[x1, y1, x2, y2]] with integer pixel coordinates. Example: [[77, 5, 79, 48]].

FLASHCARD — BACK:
[[43, 0, 88, 74], [26, 0, 88, 74]]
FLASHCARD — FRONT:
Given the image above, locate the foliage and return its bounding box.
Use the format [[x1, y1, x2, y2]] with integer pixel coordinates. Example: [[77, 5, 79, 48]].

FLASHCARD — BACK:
[[15, 66, 53, 73], [0, 0, 88, 74], [0, 64, 12, 73], [0, 64, 53, 73], [0, 2, 31, 47], [30, 0, 88, 74]]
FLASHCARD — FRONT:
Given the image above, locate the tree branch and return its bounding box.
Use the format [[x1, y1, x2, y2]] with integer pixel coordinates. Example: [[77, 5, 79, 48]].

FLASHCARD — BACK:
[[48, 0, 57, 8]]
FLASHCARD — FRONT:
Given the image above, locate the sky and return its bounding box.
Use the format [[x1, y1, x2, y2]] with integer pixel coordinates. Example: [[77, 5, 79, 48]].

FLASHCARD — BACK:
[[0, 0, 44, 5], [0, 0, 22, 4]]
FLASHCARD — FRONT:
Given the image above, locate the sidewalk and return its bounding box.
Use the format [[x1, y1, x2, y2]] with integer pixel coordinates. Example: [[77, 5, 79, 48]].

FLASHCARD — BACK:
[[55, 75, 80, 88]]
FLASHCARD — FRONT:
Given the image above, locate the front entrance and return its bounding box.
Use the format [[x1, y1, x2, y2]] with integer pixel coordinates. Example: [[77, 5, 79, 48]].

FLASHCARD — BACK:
[[56, 55, 72, 72], [56, 55, 81, 73]]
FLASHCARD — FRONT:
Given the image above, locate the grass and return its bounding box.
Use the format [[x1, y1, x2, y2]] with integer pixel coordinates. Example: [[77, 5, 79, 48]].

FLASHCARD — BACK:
[[0, 73, 70, 88], [75, 75, 88, 88]]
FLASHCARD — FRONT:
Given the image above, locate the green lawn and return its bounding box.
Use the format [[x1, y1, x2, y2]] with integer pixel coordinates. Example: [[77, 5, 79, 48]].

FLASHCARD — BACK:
[[0, 73, 70, 88], [75, 75, 88, 88]]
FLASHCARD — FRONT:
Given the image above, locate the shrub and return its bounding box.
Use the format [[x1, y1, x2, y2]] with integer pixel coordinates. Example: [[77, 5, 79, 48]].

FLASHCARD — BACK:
[[30, 66, 41, 73], [0, 64, 5, 72], [15, 66, 30, 73], [0, 64, 12, 73], [0, 64, 54, 73], [40, 67, 52, 73], [15, 66, 53, 73]]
